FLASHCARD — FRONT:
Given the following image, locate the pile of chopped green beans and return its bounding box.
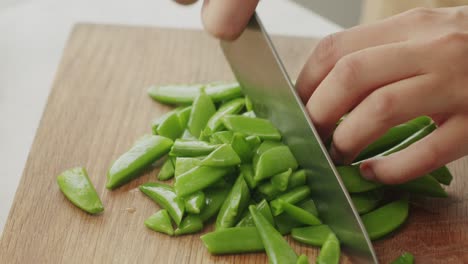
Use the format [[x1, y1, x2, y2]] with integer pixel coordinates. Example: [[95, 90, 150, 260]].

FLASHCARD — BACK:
[[57, 82, 453, 264]]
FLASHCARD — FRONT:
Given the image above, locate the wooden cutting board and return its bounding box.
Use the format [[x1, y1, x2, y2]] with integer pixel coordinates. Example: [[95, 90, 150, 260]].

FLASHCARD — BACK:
[[1, 24, 467, 264]]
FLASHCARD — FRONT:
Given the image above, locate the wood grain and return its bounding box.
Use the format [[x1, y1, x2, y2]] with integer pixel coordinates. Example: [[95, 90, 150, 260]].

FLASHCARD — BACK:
[[1, 24, 467, 264]]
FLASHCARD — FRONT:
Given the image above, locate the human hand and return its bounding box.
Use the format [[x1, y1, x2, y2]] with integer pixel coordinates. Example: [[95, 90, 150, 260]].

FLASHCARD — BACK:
[[173, 0, 259, 40], [296, 6, 468, 184]]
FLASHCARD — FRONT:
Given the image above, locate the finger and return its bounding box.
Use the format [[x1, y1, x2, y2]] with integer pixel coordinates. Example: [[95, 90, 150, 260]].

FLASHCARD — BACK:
[[305, 41, 426, 140], [173, 0, 198, 5], [360, 114, 468, 184], [201, 0, 259, 40], [295, 8, 431, 103], [332, 73, 449, 164]]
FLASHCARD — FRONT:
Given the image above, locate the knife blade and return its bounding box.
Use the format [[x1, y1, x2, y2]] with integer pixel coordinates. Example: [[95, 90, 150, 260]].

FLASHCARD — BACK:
[[221, 14, 378, 263]]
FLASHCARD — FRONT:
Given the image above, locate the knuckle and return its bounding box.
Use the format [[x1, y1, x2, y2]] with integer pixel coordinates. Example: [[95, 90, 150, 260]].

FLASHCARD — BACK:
[[369, 91, 399, 124], [313, 33, 341, 66], [333, 55, 361, 87], [404, 7, 438, 23], [439, 32, 468, 47]]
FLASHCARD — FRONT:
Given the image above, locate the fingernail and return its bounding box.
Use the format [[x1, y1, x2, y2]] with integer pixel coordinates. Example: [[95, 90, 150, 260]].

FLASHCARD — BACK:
[[360, 163, 376, 181], [329, 143, 343, 164]]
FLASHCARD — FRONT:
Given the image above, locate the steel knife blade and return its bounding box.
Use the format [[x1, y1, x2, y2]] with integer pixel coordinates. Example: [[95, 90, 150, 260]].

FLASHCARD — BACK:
[[220, 13, 378, 263]]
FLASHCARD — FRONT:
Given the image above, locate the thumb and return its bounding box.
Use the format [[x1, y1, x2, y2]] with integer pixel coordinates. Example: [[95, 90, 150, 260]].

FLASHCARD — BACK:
[[202, 0, 260, 40]]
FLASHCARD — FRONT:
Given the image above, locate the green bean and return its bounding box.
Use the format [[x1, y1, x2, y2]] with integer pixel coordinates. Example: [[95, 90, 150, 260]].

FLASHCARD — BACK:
[[107, 135, 173, 189], [396, 174, 447, 197], [240, 164, 258, 189], [253, 140, 285, 167], [257, 170, 307, 201], [362, 199, 409, 240], [351, 190, 383, 215], [139, 182, 185, 225], [199, 187, 230, 222], [296, 254, 309, 264], [255, 146, 298, 181], [231, 133, 255, 163], [152, 109, 185, 140], [291, 225, 333, 247], [184, 191, 205, 214], [205, 98, 245, 135], [57, 167, 104, 214], [270, 186, 311, 216], [336, 165, 382, 193], [209, 131, 234, 144], [316, 233, 340, 264], [200, 144, 241, 167], [175, 165, 231, 197], [157, 158, 175, 181], [245, 96, 254, 112], [174, 157, 202, 178], [216, 176, 251, 229], [169, 139, 218, 157], [236, 199, 274, 227], [144, 210, 174, 236], [188, 90, 216, 138], [222, 115, 282, 140], [279, 200, 322, 225], [390, 252, 414, 264], [271, 169, 292, 192], [174, 214, 203, 235], [201, 227, 264, 254], [274, 199, 318, 235]]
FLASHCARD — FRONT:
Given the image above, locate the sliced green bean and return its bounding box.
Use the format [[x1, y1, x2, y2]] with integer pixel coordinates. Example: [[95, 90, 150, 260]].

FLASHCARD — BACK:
[[174, 214, 203, 235], [158, 158, 175, 181], [296, 254, 309, 264], [362, 199, 409, 240], [257, 170, 307, 201], [201, 227, 264, 254], [184, 191, 205, 214], [188, 90, 216, 138], [316, 233, 340, 264], [236, 199, 274, 227], [199, 187, 230, 222], [216, 176, 251, 229], [271, 169, 292, 192], [57, 167, 104, 214], [205, 98, 245, 135], [240, 164, 258, 189], [291, 225, 333, 247], [144, 210, 174, 236], [153, 109, 185, 140], [200, 144, 241, 167], [351, 190, 384, 215], [209, 131, 234, 144], [337, 165, 382, 193], [390, 252, 415, 264], [231, 133, 255, 163], [253, 140, 285, 167], [175, 165, 231, 197], [255, 146, 298, 181], [174, 157, 202, 178], [270, 186, 311, 216], [222, 115, 282, 140], [139, 182, 185, 225], [279, 200, 322, 225], [169, 139, 218, 157], [245, 96, 254, 112], [107, 135, 173, 189], [274, 199, 318, 235]]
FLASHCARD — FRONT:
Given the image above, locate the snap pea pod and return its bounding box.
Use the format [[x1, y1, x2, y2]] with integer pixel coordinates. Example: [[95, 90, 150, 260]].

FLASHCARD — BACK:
[[201, 227, 264, 254], [249, 205, 298, 264], [390, 252, 415, 264], [395, 174, 447, 197], [253, 140, 285, 167], [181, 129, 197, 140], [174, 157, 202, 178], [291, 225, 333, 247], [362, 199, 409, 240], [177, 106, 192, 128], [107, 135, 173, 189], [279, 200, 322, 225], [216, 176, 251, 229], [184, 191, 205, 214], [188, 90, 216, 138], [430, 166, 453, 185], [174, 214, 203, 235], [147, 82, 242, 105], [257, 169, 307, 200], [354, 116, 431, 161], [236, 199, 274, 227], [144, 210, 174, 236], [240, 164, 258, 189], [242, 111, 256, 118], [57, 167, 104, 214], [255, 146, 298, 181], [204, 98, 245, 135], [169, 139, 218, 157], [199, 187, 230, 222], [139, 182, 185, 225], [316, 233, 340, 264], [152, 109, 185, 140], [245, 96, 254, 112], [245, 135, 261, 151], [175, 165, 231, 197], [351, 190, 384, 215], [270, 186, 311, 216], [158, 158, 175, 181], [222, 115, 282, 140], [271, 169, 292, 192], [200, 144, 241, 167], [337, 165, 382, 193], [274, 199, 318, 235], [231, 133, 255, 163], [209, 131, 234, 144], [296, 254, 309, 264]]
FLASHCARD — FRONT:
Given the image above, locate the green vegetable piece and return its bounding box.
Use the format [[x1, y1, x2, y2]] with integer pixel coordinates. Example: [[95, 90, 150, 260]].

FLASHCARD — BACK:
[[271, 169, 292, 192], [257, 170, 307, 201], [200, 144, 241, 167], [291, 225, 333, 247], [390, 252, 415, 264], [430, 166, 453, 185], [223, 115, 282, 140], [274, 199, 319, 235], [253, 140, 284, 167], [297, 198, 319, 217], [151, 108, 177, 134], [270, 186, 311, 216], [354, 116, 431, 161], [170, 139, 218, 157], [316, 233, 340, 264], [158, 158, 175, 181], [57, 167, 104, 214], [181, 129, 197, 140], [175, 165, 231, 197], [144, 210, 174, 236], [242, 111, 257, 118], [240, 164, 258, 189], [209, 131, 234, 144], [231, 133, 255, 162], [255, 146, 298, 181], [174, 157, 202, 178], [250, 205, 298, 264], [396, 174, 447, 197], [245, 135, 261, 150], [174, 214, 203, 235], [362, 199, 409, 240], [337, 165, 382, 193], [201, 227, 264, 254], [147, 82, 242, 105], [188, 90, 216, 138], [297, 254, 309, 264], [154, 110, 184, 140], [139, 182, 185, 225], [216, 176, 251, 229], [199, 187, 230, 222], [236, 199, 274, 227], [177, 106, 192, 129], [280, 200, 322, 225], [107, 135, 173, 189], [245, 96, 254, 112], [351, 190, 384, 215], [184, 191, 205, 214], [205, 98, 245, 135]]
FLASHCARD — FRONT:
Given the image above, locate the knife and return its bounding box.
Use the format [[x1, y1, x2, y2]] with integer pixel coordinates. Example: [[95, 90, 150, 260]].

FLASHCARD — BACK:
[[221, 13, 378, 263]]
